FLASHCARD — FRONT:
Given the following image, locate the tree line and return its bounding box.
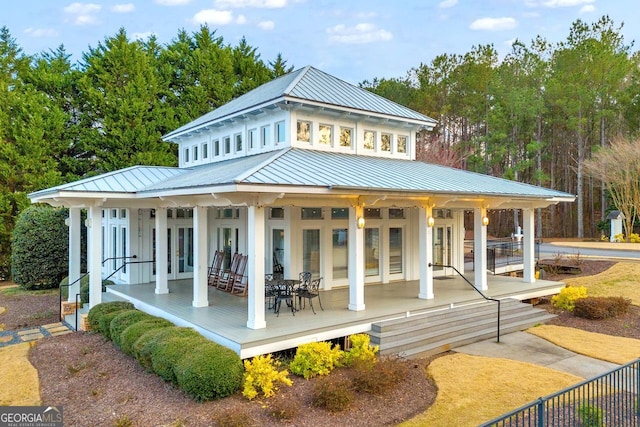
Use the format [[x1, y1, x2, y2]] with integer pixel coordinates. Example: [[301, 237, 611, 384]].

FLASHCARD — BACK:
[[0, 25, 292, 275], [363, 15, 638, 240]]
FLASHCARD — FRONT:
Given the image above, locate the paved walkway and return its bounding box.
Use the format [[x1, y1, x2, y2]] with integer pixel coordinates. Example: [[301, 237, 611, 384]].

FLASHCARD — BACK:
[[454, 331, 619, 379], [0, 322, 73, 348]]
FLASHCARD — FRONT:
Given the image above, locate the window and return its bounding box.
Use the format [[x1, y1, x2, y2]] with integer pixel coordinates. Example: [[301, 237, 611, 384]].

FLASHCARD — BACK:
[[120, 209, 127, 219], [261, 125, 271, 146], [301, 208, 323, 220], [184, 147, 190, 162], [213, 139, 220, 156], [270, 207, 284, 219], [303, 229, 320, 277], [193, 145, 198, 161], [364, 208, 381, 219], [248, 128, 257, 149], [381, 133, 391, 152], [235, 133, 243, 152], [224, 136, 231, 154], [340, 127, 353, 147], [202, 142, 208, 159], [389, 208, 405, 219], [364, 130, 375, 150], [331, 208, 349, 219], [332, 229, 348, 280], [389, 228, 403, 274], [397, 135, 407, 153], [111, 209, 117, 218], [275, 121, 286, 144], [297, 120, 311, 143], [319, 124, 332, 145], [365, 228, 380, 277]]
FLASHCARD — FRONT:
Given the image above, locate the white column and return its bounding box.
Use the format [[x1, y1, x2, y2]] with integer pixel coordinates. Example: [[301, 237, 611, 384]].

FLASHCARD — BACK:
[[522, 208, 536, 283], [88, 205, 103, 308], [348, 205, 365, 311], [247, 205, 266, 329], [67, 207, 82, 302], [192, 206, 209, 307], [418, 206, 434, 299], [155, 208, 169, 294], [473, 207, 488, 291]]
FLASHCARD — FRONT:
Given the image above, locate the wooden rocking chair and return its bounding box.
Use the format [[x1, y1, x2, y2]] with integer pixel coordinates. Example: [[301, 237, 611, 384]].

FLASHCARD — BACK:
[[207, 250, 224, 286], [216, 253, 241, 291], [230, 255, 249, 296]]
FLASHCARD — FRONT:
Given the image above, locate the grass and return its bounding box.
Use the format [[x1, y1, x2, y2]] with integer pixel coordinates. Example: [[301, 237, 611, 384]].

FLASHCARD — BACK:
[[0, 342, 41, 405], [0, 286, 58, 297], [563, 262, 640, 305], [400, 353, 581, 427]]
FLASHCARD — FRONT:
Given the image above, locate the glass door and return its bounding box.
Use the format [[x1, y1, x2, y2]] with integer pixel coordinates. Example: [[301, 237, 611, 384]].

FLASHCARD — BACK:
[[272, 229, 284, 274], [364, 227, 380, 280], [433, 225, 453, 276], [302, 229, 320, 277], [176, 226, 194, 278]]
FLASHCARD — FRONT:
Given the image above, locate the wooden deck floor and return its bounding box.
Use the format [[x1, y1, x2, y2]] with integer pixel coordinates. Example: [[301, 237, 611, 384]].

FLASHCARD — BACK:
[[106, 275, 564, 358]]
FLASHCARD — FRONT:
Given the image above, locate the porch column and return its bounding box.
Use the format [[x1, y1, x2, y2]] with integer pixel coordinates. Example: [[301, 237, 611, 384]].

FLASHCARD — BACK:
[[473, 207, 488, 291], [192, 206, 209, 307], [87, 205, 103, 308], [418, 206, 434, 299], [67, 207, 82, 302], [522, 208, 536, 283], [155, 208, 169, 294], [348, 205, 365, 311], [247, 205, 266, 329]]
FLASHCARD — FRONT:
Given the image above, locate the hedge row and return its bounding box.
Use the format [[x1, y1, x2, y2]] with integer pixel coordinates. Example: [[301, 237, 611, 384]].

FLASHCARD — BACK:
[[87, 301, 243, 401]]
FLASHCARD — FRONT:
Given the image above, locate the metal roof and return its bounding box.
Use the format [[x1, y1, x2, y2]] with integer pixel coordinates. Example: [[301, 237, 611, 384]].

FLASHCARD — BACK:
[[164, 66, 437, 140]]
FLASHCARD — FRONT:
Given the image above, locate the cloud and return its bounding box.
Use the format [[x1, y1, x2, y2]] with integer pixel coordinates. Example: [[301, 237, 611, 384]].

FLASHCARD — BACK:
[[258, 20, 275, 30], [326, 23, 393, 44], [236, 14, 247, 24], [63, 2, 102, 25], [470, 17, 517, 31], [155, 0, 193, 5], [214, 0, 287, 8], [112, 3, 135, 13], [132, 31, 155, 40], [439, 0, 458, 8], [24, 27, 59, 38], [539, 0, 595, 7], [192, 9, 235, 25], [580, 4, 596, 13]]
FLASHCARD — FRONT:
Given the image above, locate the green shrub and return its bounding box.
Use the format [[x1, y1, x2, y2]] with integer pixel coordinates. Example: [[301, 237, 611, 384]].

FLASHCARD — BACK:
[[98, 309, 132, 339], [311, 376, 353, 412], [242, 354, 293, 400], [120, 318, 173, 356], [87, 301, 134, 331], [151, 335, 208, 384], [551, 286, 587, 312], [342, 333, 379, 367], [577, 403, 604, 427], [11, 205, 68, 289], [174, 341, 243, 401], [573, 296, 631, 320], [351, 356, 408, 394], [110, 310, 154, 348], [134, 327, 201, 371], [289, 341, 344, 379], [60, 275, 115, 304]]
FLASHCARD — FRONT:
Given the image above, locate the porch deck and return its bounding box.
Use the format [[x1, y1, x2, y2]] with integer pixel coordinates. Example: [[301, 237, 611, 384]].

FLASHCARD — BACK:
[[106, 275, 564, 358]]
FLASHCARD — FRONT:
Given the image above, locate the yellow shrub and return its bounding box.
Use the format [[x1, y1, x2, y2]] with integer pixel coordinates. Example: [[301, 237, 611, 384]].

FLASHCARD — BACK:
[[289, 341, 344, 379], [629, 233, 640, 243], [242, 354, 292, 400], [551, 286, 587, 312], [343, 333, 379, 366]]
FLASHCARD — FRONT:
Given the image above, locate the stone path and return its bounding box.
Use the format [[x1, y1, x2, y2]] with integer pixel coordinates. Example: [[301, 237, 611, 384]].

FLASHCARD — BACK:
[[0, 322, 73, 348]]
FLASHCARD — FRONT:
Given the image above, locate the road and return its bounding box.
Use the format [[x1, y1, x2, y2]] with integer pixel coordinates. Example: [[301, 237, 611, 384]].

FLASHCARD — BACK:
[[537, 241, 640, 262]]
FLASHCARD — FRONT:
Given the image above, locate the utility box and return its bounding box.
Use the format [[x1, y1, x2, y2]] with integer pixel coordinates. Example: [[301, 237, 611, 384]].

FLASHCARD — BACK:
[[607, 210, 625, 242]]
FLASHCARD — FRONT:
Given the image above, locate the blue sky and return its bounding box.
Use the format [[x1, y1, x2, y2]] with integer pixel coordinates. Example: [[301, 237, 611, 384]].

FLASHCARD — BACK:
[[4, 0, 638, 84]]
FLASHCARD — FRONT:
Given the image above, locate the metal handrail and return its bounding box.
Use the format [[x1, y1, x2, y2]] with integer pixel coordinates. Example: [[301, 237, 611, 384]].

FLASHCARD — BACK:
[[59, 272, 90, 320], [102, 255, 137, 265], [429, 262, 501, 343], [103, 259, 153, 282]]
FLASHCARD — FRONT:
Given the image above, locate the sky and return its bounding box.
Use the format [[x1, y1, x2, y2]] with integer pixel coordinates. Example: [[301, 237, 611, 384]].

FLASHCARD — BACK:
[[3, 0, 639, 84]]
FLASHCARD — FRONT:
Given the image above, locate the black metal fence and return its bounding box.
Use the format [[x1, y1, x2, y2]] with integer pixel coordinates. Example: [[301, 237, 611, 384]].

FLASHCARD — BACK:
[[465, 238, 542, 274], [480, 358, 640, 426]]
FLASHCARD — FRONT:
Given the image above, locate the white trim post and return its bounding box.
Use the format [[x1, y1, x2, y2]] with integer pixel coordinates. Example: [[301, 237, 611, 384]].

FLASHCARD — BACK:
[[67, 207, 82, 302], [418, 206, 434, 299], [473, 207, 488, 291], [522, 208, 536, 283], [192, 206, 209, 307], [155, 208, 169, 294], [348, 205, 365, 311], [87, 205, 103, 308], [247, 205, 266, 329]]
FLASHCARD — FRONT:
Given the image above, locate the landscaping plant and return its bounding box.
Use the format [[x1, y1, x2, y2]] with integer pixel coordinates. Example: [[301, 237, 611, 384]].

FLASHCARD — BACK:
[[551, 286, 587, 312], [289, 341, 344, 379], [242, 354, 292, 400]]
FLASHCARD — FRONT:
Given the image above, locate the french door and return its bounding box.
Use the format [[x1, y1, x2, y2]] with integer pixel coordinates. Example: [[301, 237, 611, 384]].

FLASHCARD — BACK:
[[151, 225, 194, 280], [433, 225, 453, 276]]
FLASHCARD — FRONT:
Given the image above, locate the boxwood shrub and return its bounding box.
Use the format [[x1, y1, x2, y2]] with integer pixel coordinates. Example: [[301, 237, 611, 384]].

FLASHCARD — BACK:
[[134, 327, 201, 371], [174, 341, 243, 401], [98, 309, 135, 339], [110, 310, 154, 348], [151, 335, 208, 384], [120, 318, 173, 356], [87, 301, 134, 331]]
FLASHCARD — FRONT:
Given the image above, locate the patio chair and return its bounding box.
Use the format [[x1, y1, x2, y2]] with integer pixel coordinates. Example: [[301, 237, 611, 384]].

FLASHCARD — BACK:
[[274, 279, 297, 317], [216, 252, 241, 291], [297, 277, 324, 314], [265, 272, 284, 309], [207, 250, 224, 286], [230, 255, 249, 296]]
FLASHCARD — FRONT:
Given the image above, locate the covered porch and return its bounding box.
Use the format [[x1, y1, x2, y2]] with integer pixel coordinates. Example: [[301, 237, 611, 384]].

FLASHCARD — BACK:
[[104, 275, 564, 358]]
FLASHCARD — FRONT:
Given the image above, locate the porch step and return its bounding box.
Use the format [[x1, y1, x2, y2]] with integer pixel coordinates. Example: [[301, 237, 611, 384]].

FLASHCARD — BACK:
[[369, 298, 555, 359]]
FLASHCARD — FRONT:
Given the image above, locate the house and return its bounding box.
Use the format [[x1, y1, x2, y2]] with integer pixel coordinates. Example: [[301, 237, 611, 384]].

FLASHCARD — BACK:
[[29, 66, 575, 357]]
